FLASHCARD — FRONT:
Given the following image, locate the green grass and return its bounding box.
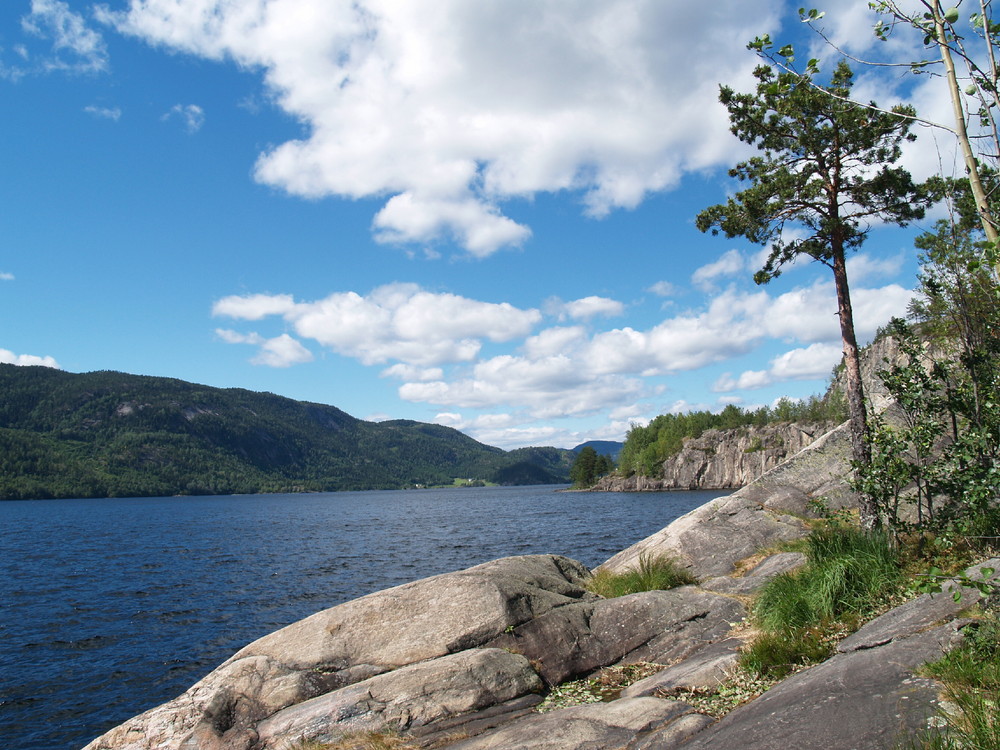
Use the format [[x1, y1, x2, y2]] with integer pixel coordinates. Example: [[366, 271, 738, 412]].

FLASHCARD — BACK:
[[740, 629, 832, 680], [586, 553, 697, 598], [742, 526, 905, 679], [752, 526, 903, 632]]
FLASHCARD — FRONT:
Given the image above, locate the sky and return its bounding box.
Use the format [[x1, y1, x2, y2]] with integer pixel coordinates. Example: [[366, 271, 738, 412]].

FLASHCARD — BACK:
[[0, 0, 974, 450]]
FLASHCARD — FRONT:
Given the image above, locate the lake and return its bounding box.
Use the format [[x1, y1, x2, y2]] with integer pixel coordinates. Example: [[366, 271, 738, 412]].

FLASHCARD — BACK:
[[0, 485, 722, 750]]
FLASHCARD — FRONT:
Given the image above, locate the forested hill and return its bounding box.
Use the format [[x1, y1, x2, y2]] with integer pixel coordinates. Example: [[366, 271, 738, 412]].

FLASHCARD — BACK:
[[0, 365, 575, 500]]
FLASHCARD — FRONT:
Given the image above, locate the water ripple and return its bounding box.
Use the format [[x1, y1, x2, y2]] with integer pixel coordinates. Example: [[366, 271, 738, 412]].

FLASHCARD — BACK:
[[0, 486, 718, 750]]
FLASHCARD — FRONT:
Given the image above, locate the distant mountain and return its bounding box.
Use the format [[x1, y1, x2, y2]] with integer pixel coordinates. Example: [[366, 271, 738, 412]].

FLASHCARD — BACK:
[[0, 365, 575, 500], [571, 440, 624, 460]]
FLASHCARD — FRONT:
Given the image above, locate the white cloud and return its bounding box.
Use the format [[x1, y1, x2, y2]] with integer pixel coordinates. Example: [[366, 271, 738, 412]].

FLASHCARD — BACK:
[[692, 248, 746, 291], [0, 348, 60, 368], [0, 272, 14, 281], [211, 273, 913, 446], [162, 104, 205, 133], [647, 280, 678, 297], [215, 328, 262, 345], [400, 354, 647, 418], [214, 283, 542, 367], [213, 294, 297, 320], [545, 296, 625, 321], [764, 281, 914, 344], [250, 333, 313, 367], [563, 296, 625, 320], [846, 252, 905, 284], [216, 329, 312, 367], [713, 342, 842, 392], [84, 104, 122, 121], [21, 0, 108, 75], [523, 326, 587, 359], [104, 0, 783, 256], [381, 363, 444, 382]]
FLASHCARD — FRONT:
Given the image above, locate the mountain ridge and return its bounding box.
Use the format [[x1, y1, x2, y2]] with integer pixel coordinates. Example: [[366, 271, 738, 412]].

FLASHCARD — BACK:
[[0, 364, 575, 499]]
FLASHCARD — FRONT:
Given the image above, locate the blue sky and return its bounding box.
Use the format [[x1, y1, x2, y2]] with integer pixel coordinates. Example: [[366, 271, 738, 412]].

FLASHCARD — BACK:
[[0, 1, 964, 449]]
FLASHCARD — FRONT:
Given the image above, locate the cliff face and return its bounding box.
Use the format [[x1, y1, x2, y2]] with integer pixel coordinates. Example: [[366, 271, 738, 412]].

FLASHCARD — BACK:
[[594, 421, 837, 492]]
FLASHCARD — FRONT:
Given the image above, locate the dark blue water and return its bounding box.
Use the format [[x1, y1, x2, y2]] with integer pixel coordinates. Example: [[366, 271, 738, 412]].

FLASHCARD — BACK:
[[0, 486, 719, 750]]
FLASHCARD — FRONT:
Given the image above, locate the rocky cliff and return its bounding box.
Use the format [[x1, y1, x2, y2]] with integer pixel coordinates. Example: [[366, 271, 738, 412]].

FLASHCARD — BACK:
[[593, 421, 837, 492]]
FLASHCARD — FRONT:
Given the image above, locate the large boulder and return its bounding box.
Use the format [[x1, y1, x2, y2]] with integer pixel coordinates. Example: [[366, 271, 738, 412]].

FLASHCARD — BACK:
[[83, 555, 594, 750], [666, 624, 960, 750], [446, 697, 711, 750], [485, 587, 746, 686], [254, 648, 543, 749]]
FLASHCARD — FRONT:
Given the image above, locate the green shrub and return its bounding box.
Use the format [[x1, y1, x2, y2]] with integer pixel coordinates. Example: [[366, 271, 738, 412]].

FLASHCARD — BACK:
[[586, 554, 697, 598]]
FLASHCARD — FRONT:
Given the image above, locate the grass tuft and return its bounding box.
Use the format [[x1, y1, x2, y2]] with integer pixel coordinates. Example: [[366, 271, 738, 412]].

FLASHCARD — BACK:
[[752, 526, 902, 633], [742, 525, 904, 679], [739, 629, 832, 680], [586, 553, 697, 598]]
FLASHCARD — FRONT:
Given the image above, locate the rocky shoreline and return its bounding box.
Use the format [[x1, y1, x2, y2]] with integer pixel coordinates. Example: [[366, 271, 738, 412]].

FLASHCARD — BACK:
[[84, 421, 999, 749], [591, 421, 837, 493]]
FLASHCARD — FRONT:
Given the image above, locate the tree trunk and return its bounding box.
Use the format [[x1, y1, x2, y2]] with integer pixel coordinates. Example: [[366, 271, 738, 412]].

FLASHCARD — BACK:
[[831, 250, 877, 529]]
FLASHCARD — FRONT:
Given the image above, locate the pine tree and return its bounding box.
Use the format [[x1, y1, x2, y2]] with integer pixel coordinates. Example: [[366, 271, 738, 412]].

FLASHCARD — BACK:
[[697, 61, 931, 528]]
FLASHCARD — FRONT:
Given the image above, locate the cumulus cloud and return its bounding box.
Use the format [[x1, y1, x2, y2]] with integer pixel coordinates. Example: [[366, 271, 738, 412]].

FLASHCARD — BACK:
[[714, 342, 842, 392], [399, 354, 647, 419], [250, 333, 313, 367], [213, 294, 297, 320], [545, 296, 625, 321], [162, 104, 205, 133], [0, 348, 60, 368], [692, 248, 747, 291], [647, 280, 679, 297], [214, 283, 542, 367], [103, 0, 783, 256], [215, 329, 313, 367], [20, 0, 108, 75], [846, 252, 905, 283], [0, 272, 14, 281], [381, 363, 445, 382]]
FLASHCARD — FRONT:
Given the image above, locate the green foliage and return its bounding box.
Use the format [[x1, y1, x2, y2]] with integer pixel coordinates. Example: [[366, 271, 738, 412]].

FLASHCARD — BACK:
[[585, 553, 697, 599], [536, 663, 664, 713], [0, 366, 574, 499], [569, 446, 614, 487], [855, 209, 1000, 546], [740, 629, 831, 680], [696, 61, 927, 284], [660, 669, 778, 718], [616, 395, 844, 478]]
